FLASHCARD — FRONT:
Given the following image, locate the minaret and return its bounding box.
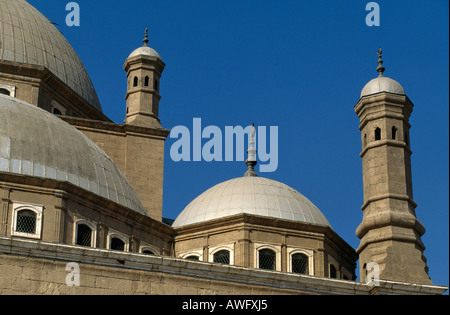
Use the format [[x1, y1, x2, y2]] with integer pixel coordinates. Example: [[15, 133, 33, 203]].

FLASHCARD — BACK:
[[354, 49, 432, 284], [244, 123, 258, 177], [124, 28, 165, 128]]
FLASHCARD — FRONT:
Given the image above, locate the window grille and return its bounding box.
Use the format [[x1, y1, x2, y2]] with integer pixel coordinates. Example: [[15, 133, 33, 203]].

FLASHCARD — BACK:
[[292, 253, 309, 274], [259, 249, 276, 270], [213, 250, 230, 265], [76, 224, 92, 247], [16, 210, 36, 234], [111, 237, 125, 251]]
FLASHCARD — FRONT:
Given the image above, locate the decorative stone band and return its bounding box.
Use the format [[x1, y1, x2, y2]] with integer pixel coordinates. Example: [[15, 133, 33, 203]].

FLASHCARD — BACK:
[[360, 193, 418, 211], [360, 139, 412, 158]]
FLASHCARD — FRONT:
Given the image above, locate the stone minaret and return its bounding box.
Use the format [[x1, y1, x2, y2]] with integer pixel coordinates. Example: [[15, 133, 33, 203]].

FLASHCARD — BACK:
[[124, 28, 165, 128], [354, 49, 432, 285]]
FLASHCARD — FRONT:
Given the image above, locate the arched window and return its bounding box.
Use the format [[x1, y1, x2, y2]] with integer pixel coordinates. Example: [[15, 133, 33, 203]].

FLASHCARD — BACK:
[[142, 250, 154, 255], [213, 250, 230, 265], [53, 108, 62, 115], [363, 134, 367, 147], [185, 255, 200, 261], [259, 249, 276, 270], [110, 237, 125, 251], [404, 132, 409, 146], [292, 253, 309, 274], [154, 79, 159, 92], [375, 127, 381, 141], [76, 224, 93, 247], [133, 76, 138, 87], [144, 76, 149, 87], [0, 88, 10, 96], [392, 126, 398, 140], [15, 210, 37, 234], [330, 264, 337, 279], [12, 203, 43, 239]]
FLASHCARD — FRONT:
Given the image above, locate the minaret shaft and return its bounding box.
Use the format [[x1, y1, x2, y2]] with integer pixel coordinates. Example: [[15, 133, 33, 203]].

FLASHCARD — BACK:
[[355, 50, 432, 285]]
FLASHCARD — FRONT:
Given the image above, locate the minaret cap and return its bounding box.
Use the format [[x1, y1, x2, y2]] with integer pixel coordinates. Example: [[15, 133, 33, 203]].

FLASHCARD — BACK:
[[376, 48, 385, 77], [143, 28, 149, 47], [244, 123, 258, 177]]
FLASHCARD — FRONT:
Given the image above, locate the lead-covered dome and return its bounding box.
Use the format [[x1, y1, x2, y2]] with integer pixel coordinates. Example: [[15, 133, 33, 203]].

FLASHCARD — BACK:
[[0, 95, 146, 215], [127, 28, 162, 61], [361, 76, 405, 98], [173, 176, 331, 228], [360, 48, 405, 98], [0, 0, 102, 111]]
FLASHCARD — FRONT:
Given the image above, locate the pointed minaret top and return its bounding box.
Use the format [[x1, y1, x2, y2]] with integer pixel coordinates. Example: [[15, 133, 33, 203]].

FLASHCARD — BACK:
[[376, 48, 385, 77], [143, 28, 149, 47], [244, 123, 258, 177]]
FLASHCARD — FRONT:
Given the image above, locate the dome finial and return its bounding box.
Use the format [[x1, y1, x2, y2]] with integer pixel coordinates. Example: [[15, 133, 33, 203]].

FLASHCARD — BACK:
[[377, 48, 385, 77], [143, 28, 149, 47], [244, 123, 258, 177]]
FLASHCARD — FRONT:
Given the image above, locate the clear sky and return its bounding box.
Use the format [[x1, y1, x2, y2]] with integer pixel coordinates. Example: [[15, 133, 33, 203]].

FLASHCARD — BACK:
[[28, 0, 448, 289]]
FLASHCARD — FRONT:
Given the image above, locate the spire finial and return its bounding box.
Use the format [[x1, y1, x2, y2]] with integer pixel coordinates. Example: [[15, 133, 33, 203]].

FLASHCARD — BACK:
[[377, 48, 385, 77], [244, 123, 258, 177], [143, 28, 149, 46]]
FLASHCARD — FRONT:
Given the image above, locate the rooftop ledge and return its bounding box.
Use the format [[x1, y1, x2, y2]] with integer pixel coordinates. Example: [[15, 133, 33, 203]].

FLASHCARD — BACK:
[[0, 236, 447, 295]]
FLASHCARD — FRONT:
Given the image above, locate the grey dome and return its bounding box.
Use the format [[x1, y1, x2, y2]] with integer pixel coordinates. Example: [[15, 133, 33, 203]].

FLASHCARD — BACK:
[[0, 0, 102, 112], [361, 76, 405, 98], [0, 95, 146, 215], [173, 176, 331, 228]]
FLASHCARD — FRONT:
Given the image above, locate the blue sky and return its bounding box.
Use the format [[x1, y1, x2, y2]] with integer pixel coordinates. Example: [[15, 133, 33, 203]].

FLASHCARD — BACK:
[[28, 0, 448, 289]]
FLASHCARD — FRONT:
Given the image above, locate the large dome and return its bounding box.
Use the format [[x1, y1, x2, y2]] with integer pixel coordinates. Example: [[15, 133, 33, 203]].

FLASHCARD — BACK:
[[173, 176, 331, 228], [0, 0, 102, 111], [0, 95, 146, 215]]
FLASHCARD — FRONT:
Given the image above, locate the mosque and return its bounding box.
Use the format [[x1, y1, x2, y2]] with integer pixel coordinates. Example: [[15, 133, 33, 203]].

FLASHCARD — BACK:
[[0, 0, 447, 295]]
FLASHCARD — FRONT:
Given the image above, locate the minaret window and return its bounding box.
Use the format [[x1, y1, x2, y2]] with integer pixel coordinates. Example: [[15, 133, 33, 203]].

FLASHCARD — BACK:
[[133, 76, 138, 87], [404, 132, 409, 146], [392, 126, 398, 140], [154, 79, 159, 92], [144, 76, 149, 87], [375, 127, 381, 141], [0, 88, 10, 96]]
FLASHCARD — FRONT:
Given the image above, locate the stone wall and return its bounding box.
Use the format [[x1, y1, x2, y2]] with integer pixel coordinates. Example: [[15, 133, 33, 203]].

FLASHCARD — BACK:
[[0, 237, 446, 295]]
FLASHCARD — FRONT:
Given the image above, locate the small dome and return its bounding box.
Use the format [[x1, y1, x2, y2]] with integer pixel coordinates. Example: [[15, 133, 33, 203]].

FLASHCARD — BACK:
[[128, 46, 162, 60], [361, 76, 405, 98], [173, 176, 331, 228], [0, 95, 146, 216], [127, 28, 162, 61], [0, 0, 102, 112]]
